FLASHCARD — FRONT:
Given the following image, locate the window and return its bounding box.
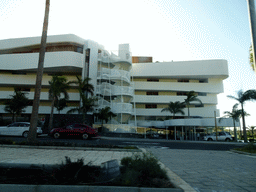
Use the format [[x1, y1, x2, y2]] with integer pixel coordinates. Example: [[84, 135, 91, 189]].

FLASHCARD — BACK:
[[178, 79, 189, 83], [147, 78, 159, 82], [146, 92, 158, 95], [177, 92, 187, 96], [145, 104, 157, 108]]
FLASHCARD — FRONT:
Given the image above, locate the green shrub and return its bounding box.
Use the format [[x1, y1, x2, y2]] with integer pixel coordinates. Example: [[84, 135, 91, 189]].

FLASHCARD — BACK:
[[118, 152, 170, 187], [235, 143, 256, 153], [0, 139, 14, 145]]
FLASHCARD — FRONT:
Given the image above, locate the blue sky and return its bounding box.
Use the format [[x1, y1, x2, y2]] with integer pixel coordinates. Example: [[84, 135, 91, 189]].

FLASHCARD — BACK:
[[1, 0, 256, 126]]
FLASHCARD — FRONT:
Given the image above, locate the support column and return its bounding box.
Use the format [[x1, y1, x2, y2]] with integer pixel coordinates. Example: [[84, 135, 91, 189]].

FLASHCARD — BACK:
[[174, 126, 176, 140], [182, 126, 184, 141]]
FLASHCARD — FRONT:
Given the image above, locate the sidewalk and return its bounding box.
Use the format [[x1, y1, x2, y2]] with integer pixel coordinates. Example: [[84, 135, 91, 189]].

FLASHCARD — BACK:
[[0, 145, 195, 192]]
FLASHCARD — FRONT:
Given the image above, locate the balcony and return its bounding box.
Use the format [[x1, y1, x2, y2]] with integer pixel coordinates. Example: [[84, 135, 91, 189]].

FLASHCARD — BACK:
[[96, 83, 134, 97], [97, 68, 131, 83]]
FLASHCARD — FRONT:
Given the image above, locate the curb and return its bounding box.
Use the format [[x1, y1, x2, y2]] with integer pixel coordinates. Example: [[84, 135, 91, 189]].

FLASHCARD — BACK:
[[0, 184, 184, 192], [0, 144, 142, 152], [230, 149, 256, 156], [139, 148, 196, 192]]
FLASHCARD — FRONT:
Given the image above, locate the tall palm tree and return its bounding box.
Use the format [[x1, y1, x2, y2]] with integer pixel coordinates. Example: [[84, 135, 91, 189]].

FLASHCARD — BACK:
[[67, 95, 98, 123], [54, 98, 68, 114], [70, 75, 94, 101], [28, 0, 50, 143], [227, 89, 256, 142], [219, 103, 243, 142], [161, 101, 185, 118], [4, 88, 29, 122], [94, 106, 117, 128], [184, 91, 203, 118], [48, 75, 70, 132]]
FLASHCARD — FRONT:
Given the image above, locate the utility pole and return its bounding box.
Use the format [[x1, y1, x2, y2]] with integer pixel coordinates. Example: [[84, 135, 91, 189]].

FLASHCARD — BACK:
[[248, 0, 256, 71]]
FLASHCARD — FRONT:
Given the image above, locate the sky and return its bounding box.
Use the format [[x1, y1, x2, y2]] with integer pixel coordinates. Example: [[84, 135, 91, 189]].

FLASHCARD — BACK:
[[0, 0, 256, 127]]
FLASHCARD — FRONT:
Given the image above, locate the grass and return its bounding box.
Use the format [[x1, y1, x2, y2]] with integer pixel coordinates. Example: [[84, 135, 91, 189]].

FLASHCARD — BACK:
[[234, 143, 256, 153], [0, 138, 138, 150]]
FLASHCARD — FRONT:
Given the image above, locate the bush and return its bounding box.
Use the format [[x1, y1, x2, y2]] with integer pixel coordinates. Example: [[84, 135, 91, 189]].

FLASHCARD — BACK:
[[235, 143, 256, 153], [116, 152, 172, 188]]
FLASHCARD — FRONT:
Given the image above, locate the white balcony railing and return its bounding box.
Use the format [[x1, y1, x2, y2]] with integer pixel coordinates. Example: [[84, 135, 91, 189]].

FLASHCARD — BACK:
[[96, 83, 134, 97], [97, 68, 131, 83]]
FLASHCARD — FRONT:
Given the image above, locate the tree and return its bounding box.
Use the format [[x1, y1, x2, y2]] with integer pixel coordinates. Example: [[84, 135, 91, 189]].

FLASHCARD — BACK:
[[69, 75, 94, 100], [94, 106, 117, 128], [54, 98, 68, 114], [219, 103, 243, 142], [48, 75, 70, 132], [28, 0, 50, 143], [161, 101, 185, 118], [184, 91, 203, 118], [227, 89, 256, 142], [4, 88, 29, 122], [67, 95, 98, 123]]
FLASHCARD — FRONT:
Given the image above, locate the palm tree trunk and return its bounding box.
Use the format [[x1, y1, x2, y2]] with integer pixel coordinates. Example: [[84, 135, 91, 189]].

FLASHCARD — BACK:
[[241, 104, 247, 142], [48, 98, 55, 133], [233, 120, 237, 142], [187, 105, 190, 118], [27, 0, 50, 143]]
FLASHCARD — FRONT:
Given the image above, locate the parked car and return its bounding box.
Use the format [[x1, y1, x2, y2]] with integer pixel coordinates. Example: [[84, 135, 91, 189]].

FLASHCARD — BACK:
[[0, 122, 42, 138], [203, 132, 232, 142], [49, 123, 98, 140]]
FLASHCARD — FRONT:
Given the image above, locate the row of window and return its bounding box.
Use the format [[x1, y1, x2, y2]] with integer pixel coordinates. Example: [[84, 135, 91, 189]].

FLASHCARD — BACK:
[[145, 104, 204, 108], [146, 78, 208, 83], [145, 92, 207, 96]]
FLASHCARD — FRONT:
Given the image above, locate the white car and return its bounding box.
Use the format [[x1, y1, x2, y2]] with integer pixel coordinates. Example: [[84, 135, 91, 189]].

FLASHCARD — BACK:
[[203, 132, 232, 142], [0, 122, 42, 138]]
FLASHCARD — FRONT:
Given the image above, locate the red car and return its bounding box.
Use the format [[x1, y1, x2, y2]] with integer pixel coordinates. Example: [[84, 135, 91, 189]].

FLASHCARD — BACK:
[[49, 123, 98, 140]]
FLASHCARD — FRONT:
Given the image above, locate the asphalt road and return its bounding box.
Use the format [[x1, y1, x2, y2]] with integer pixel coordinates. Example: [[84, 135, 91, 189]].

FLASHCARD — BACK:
[[0, 135, 247, 151]]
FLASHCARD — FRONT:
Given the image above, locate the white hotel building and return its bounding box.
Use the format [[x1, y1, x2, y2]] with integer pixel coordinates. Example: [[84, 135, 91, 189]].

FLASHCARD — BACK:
[[0, 34, 237, 137]]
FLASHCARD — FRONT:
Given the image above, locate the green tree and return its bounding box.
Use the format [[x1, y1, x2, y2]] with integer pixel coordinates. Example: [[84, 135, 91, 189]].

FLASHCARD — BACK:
[[184, 91, 203, 118], [4, 88, 29, 122], [28, 0, 50, 143], [48, 75, 70, 132], [219, 103, 244, 142], [161, 101, 185, 118], [69, 75, 94, 101], [94, 106, 117, 128], [67, 95, 98, 123], [54, 98, 68, 114], [227, 89, 256, 142]]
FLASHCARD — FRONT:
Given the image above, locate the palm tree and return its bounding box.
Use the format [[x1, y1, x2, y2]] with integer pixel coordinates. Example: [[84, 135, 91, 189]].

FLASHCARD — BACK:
[[219, 103, 243, 142], [54, 98, 68, 114], [4, 88, 29, 122], [69, 75, 94, 101], [28, 0, 50, 143], [48, 75, 70, 132], [184, 91, 203, 118], [227, 89, 256, 142], [94, 106, 117, 128], [67, 95, 98, 123], [161, 101, 185, 118]]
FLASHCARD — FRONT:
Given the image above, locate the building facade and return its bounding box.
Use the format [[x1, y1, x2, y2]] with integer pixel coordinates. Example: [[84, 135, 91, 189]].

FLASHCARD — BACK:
[[0, 34, 237, 136]]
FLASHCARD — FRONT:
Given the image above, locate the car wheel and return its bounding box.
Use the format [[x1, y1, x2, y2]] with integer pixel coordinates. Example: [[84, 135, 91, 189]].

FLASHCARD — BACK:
[[53, 132, 60, 139], [82, 133, 89, 140], [208, 138, 213, 141], [22, 131, 29, 138], [225, 138, 231, 142]]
